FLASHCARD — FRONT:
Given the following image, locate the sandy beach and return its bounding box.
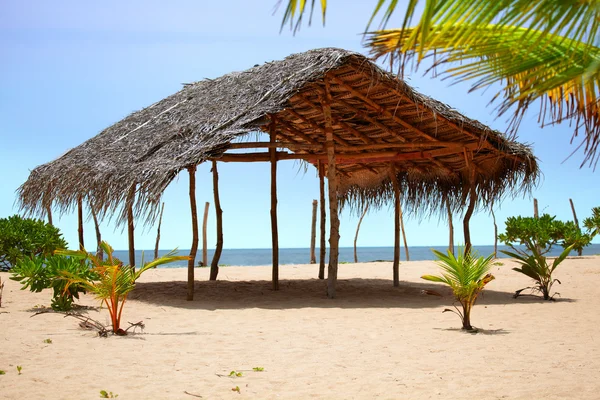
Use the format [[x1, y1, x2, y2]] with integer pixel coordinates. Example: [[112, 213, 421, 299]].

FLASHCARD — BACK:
[[2, 256, 600, 399]]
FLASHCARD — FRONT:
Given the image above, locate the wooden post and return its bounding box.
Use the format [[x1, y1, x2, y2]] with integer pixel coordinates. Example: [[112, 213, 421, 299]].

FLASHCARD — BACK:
[[126, 186, 136, 269], [391, 171, 401, 287], [45, 203, 53, 226], [446, 199, 454, 256], [323, 77, 340, 299], [399, 202, 409, 262], [533, 198, 539, 218], [269, 119, 280, 291], [310, 200, 317, 264], [354, 204, 369, 263], [318, 161, 326, 280], [210, 161, 223, 281], [154, 202, 165, 260], [569, 198, 582, 256], [491, 200, 498, 258], [202, 202, 210, 267], [463, 170, 477, 255], [91, 205, 103, 260], [187, 165, 199, 301], [569, 198, 580, 228], [77, 195, 84, 250]]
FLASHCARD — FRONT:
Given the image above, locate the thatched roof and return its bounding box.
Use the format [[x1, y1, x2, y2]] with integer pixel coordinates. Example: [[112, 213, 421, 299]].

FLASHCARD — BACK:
[[18, 47, 539, 221]]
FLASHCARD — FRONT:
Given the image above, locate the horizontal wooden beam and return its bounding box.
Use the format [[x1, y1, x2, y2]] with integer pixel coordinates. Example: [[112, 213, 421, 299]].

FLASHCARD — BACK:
[[223, 140, 475, 154], [227, 141, 322, 151], [212, 142, 483, 164]]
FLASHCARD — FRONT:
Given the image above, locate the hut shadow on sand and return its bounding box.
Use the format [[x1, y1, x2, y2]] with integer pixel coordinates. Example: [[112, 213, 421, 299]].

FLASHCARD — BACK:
[[129, 278, 567, 311]]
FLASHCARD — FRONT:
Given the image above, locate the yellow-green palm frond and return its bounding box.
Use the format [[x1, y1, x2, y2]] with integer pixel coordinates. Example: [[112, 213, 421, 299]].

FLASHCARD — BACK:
[[278, 0, 327, 32], [367, 1, 599, 54], [368, 25, 600, 165]]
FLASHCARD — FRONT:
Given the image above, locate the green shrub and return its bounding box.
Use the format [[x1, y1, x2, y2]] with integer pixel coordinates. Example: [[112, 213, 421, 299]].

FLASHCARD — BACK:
[[0, 215, 67, 271], [499, 214, 578, 300], [10, 255, 96, 311], [583, 206, 600, 238], [562, 221, 592, 255]]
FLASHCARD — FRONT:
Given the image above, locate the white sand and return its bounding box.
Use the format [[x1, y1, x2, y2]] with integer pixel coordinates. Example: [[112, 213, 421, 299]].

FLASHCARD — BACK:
[[1, 256, 600, 399]]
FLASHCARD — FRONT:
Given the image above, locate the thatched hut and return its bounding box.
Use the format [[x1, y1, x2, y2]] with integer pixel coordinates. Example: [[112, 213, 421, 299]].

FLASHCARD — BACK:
[[18, 48, 539, 299]]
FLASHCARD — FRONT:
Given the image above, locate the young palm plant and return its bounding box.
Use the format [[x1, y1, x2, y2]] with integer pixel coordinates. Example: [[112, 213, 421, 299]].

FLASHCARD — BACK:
[[58, 241, 188, 335], [422, 249, 495, 332], [502, 242, 573, 300]]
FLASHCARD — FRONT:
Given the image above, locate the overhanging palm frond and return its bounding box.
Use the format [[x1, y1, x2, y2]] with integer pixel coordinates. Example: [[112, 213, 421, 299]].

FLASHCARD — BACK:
[[367, 25, 600, 165], [278, 0, 327, 32], [367, 0, 599, 54]]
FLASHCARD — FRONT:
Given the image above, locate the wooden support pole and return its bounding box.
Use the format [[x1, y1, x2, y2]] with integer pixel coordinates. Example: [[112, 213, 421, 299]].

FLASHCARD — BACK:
[[354, 204, 368, 263], [45, 203, 53, 226], [202, 202, 210, 267], [310, 200, 317, 264], [77, 195, 84, 251], [399, 202, 409, 262], [91, 205, 103, 261], [569, 198, 580, 228], [490, 200, 498, 258], [447, 199, 454, 256], [324, 78, 340, 299], [318, 161, 326, 280], [210, 161, 223, 281], [127, 186, 136, 269], [391, 171, 401, 287], [532, 198, 541, 254], [569, 198, 582, 256], [187, 166, 199, 301], [154, 202, 165, 260], [269, 119, 280, 291], [463, 170, 477, 255]]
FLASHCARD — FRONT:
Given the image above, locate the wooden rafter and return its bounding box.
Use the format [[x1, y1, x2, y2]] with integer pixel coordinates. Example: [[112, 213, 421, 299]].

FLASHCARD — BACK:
[[275, 119, 321, 145], [294, 95, 372, 145], [300, 89, 405, 142], [380, 80, 524, 162], [288, 98, 352, 146], [329, 75, 440, 143]]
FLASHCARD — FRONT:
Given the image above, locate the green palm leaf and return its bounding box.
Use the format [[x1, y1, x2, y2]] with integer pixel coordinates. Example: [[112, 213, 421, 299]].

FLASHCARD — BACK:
[[423, 248, 495, 330]]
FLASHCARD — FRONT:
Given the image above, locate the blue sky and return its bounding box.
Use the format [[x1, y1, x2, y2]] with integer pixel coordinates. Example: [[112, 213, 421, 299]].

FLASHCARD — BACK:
[[1, 0, 598, 251]]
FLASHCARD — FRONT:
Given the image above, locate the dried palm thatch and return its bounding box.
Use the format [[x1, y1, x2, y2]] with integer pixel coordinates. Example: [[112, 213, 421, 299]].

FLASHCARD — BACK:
[[18, 48, 539, 222]]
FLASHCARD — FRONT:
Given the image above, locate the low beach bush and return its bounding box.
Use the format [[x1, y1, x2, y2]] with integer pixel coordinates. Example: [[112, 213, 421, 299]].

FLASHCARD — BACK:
[[499, 214, 576, 300], [58, 241, 188, 335], [583, 206, 600, 238], [10, 255, 96, 311], [0, 215, 67, 271], [422, 249, 495, 332]]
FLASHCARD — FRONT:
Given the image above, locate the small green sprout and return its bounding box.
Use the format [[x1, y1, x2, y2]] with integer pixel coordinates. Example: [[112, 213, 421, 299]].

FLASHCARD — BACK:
[[99, 390, 118, 398], [229, 370, 243, 377], [232, 386, 241, 393], [44, 338, 53, 344], [16, 366, 22, 375], [0, 370, 5, 375], [252, 367, 264, 372]]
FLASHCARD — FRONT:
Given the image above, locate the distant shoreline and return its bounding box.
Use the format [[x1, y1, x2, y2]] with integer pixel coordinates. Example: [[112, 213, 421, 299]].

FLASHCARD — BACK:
[[112, 244, 600, 267]]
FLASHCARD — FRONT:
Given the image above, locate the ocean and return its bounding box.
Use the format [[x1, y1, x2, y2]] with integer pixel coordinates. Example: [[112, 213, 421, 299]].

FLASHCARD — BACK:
[[113, 244, 600, 268]]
